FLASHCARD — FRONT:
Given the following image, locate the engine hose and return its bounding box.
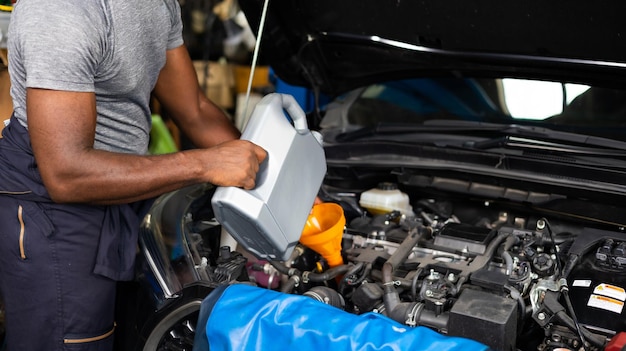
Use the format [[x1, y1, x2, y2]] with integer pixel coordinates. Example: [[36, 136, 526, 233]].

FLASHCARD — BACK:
[[341, 261, 364, 278], [304, 264, 353, 282], [303, 286, 345, 309], [280, 275, 300, 293], [350, 263, 371, 286], [388, 301, 450, 330], [410, 267, 424, 301], [269, 260, 301, 277], [553, 310, 606, 348], [560, 254, 579, 279], [470, 232, 510, 272], [285, 245, 306, 267], [502, 250, 514, 276], [382, 262, 401, 317], [387, 226, 429, 270], [418, 310, 449, 330], [338, 262, 366, 294], [503, 234, 517, 252], [381, 226, 429, 317]]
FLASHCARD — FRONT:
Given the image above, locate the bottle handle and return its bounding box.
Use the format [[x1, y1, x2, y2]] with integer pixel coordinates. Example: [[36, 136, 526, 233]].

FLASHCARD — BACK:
[[276, 93, 309, 135]]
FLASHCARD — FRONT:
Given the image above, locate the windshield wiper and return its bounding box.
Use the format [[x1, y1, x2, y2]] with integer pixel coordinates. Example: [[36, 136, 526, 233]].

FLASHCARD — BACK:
[[466, 136, 626, 157], [336, 120, 626, 153], [335, 121, 503, 142], [426, 120, 626, 152]]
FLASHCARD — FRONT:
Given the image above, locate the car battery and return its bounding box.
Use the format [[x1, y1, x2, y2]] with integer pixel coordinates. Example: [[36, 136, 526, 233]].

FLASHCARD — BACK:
[[211, 93, 326, 261]]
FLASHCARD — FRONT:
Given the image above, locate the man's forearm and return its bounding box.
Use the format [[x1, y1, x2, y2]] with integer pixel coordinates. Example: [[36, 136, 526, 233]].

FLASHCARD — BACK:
[[38, 140, 264, 205]]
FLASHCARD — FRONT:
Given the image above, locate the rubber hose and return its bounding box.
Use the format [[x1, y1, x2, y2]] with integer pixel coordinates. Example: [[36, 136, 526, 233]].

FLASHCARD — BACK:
[[382, 226, 428, 315], [306, 264, 353, 282], [280, 275, 300, 293], [269, 260, 300, 277], [502, 250, 514, 275]]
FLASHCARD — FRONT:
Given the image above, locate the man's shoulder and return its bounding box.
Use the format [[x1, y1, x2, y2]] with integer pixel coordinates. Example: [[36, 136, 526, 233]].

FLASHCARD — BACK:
[[13, 0, 108, 26]]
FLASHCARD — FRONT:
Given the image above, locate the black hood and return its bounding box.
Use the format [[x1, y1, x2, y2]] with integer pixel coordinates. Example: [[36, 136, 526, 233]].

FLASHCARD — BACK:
[[240, 0, 626, 96]]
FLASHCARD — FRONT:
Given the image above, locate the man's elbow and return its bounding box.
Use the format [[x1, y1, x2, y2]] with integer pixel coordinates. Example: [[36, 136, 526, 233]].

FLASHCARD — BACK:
[[46, 185, 76, 203], [40, 174, 80, 203]]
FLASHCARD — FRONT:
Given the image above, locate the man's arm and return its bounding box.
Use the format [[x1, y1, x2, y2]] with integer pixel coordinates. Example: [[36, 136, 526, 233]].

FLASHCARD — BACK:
[[152, 46, 240, 148], [27, 47, 266, 205]]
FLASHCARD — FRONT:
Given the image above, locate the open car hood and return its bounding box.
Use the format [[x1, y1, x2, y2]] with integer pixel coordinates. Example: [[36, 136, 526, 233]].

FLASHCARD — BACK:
[[239, 0, 626, 96]]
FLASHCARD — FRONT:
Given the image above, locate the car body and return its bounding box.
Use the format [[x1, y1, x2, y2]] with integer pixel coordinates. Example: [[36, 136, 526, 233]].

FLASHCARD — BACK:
[[115, 1, 626, 350]]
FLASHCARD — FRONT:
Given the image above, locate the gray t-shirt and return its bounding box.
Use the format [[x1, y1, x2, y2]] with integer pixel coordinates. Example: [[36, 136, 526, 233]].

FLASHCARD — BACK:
[[8, 0, 184, 154]]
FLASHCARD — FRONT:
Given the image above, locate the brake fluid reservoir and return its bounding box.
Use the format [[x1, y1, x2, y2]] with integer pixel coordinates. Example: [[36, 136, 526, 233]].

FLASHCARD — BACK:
[[359, 182, 413, 216]]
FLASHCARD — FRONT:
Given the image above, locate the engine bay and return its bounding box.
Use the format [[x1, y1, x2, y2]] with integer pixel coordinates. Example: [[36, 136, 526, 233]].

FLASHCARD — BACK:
[[155, 178, 626, 351]]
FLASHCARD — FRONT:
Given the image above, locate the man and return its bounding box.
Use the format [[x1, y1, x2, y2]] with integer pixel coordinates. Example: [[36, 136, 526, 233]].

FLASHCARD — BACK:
[[0, 0, 266, 350]]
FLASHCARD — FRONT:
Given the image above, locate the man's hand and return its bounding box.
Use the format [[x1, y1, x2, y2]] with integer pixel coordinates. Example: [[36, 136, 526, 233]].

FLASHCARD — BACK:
[[200, 139, 267, 189]]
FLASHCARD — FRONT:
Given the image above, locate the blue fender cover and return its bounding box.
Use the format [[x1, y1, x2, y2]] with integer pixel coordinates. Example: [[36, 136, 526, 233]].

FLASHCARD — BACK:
[[193, 284, 491, 351]]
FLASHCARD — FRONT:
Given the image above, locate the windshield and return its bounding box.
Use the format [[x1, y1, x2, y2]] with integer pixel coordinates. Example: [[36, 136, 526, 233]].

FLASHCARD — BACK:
[[344, 77, 626, 142]]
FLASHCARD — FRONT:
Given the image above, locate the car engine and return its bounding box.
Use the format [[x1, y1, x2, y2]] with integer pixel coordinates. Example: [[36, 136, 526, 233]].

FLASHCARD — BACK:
[[203, 181, 626, 351], [137, 180, 626, 351]]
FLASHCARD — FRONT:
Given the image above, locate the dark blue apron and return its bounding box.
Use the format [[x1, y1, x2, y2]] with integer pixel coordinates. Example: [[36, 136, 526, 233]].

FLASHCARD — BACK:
[[0, 115, 154, 350], [0, 114, 151, 281]]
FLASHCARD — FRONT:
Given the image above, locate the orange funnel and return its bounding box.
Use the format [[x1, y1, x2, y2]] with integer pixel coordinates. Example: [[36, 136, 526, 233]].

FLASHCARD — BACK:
[[300, 203, 346, 267]]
